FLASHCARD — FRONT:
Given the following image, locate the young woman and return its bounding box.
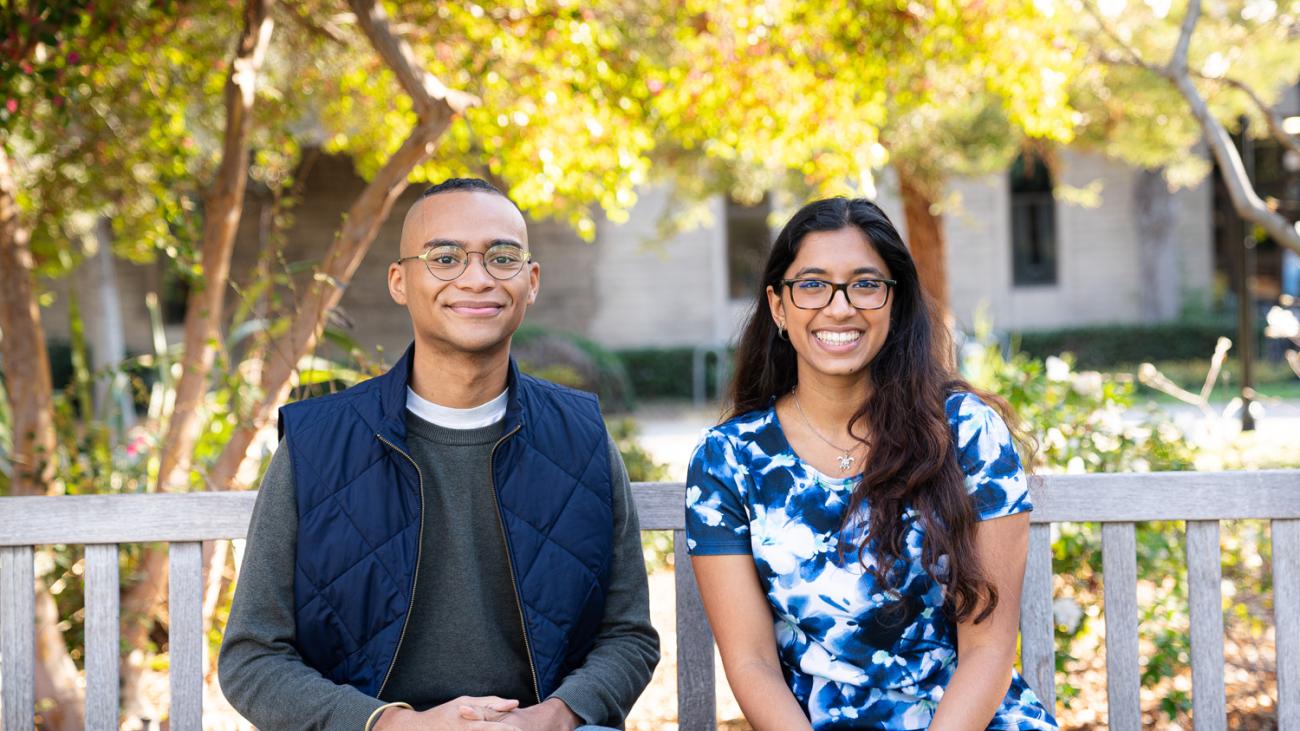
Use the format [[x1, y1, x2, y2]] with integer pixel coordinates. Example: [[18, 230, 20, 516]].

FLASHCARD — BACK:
[[685, 197, 1056, 730]]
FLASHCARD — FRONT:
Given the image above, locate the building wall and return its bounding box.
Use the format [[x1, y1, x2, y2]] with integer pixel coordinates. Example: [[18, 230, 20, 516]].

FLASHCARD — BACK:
[[586, 187, 730, 348], [876, 150, 1213, 333]]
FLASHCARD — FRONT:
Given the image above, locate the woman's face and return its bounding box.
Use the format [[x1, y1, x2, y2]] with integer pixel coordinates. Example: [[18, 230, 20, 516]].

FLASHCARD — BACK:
[[766, 225, 894, 380]]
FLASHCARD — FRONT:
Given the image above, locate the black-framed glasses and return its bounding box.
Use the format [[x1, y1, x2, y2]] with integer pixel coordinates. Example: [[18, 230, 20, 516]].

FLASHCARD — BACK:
[[396, 243, 533, 281], [780, 278, 896, 310]]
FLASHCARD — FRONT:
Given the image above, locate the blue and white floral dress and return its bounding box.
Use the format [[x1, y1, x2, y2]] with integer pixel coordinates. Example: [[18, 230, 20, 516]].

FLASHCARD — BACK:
[[685, 392, 1057, 730]]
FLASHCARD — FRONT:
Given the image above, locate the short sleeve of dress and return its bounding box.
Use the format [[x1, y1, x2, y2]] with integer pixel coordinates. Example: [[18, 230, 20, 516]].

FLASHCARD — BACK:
[[948, 392, 1034, 521], [684, 430, 753, 556]]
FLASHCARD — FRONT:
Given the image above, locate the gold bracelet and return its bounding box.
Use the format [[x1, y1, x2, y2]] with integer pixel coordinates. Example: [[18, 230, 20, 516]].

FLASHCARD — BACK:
[[365, 702, 414, 731]]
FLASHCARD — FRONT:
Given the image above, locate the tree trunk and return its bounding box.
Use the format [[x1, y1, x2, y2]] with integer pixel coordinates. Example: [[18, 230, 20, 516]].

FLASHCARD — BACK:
[[34, 573, 86, 729], [1134, 168, 1181, 322], [0, 147, 57, 498], [898, 168, 953, 326], [156, 0, 275, 494]]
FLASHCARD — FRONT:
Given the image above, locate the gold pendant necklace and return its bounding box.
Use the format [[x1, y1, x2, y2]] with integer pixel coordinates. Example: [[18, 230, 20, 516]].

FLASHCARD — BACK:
[[791, 388, 858, 472]]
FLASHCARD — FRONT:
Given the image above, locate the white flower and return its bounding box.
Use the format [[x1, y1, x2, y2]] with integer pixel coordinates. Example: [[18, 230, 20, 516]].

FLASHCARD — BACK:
[[1053, 597, 1084, 633], [1045, 355, 1072, 382], [1072, 370, 1103, 397], [1265, 306, 1300, 339]]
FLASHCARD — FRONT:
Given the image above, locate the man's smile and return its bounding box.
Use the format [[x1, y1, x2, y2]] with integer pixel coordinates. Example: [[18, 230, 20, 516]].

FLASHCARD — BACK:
[[446, 299, 506, 316]]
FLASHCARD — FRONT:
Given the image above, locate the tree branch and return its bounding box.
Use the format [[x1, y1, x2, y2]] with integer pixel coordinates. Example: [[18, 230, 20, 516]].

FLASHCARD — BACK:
[[346, 0, 478, 121], [1166, 0, 1300, 253], [282, 2, 347, 45], [1196, 72, 1300, 157], [1082, 1, 1165, 76], [156, 0, 275, 491], [1168, 0, 1200, 76], [1087, 0, 1300, 254]]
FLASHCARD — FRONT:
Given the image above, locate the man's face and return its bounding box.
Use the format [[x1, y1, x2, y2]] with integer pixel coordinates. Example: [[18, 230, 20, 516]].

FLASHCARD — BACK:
[[388, 190, 539, 356]]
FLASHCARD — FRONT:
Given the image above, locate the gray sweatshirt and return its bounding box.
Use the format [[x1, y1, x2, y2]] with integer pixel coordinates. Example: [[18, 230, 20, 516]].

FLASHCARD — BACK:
[[218, 412, 659, 729]]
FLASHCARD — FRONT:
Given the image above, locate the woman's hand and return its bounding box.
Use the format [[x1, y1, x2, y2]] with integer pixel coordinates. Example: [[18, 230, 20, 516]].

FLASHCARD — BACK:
[[692, 554, 814, 731]]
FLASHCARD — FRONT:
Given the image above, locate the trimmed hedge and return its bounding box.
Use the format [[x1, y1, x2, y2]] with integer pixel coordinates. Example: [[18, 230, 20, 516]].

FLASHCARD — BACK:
[[1013, 320, 1266, 370], [615, 347, 732, 401]]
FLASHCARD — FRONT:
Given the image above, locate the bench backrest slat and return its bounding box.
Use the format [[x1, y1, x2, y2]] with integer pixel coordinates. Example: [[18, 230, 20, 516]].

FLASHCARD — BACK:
[[85, 543, 121, 728], [1187, 520, 1227, 730], [1033, 472, 1300, 522], [169, 541, 205, 731], [674, 530, 717, 730], [1019, 522, 1056, 713], [1102, 522, 1141, 731], [1275, 518, 1300, 730], [0, 545, 35, 731]]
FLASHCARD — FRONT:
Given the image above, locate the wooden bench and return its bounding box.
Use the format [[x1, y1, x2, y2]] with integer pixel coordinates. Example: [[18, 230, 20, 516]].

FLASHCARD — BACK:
[[1, 471, 1298, 730]]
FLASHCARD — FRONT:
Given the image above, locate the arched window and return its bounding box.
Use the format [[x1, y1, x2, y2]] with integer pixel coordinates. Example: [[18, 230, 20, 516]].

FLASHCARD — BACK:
[[1010, 153, 1058, 286]]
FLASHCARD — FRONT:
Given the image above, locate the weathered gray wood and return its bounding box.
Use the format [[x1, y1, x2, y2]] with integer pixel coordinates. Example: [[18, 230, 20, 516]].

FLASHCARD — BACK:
[[1186, 520, 1226, 730], [674, 531, 716, 731], [636, 483, 687, 531], [169, 542, 204, 730], [1, 473, 1297, 547], [634, 475, 1300, 528], [1102, 523, 1141, 731], [1030, 471, 1300, 522], [1275, 519, 1300, 731], [0, 492, 257, 546], [84, 543, 120, 729], [0, 545, 36, 731], [1019, 522, 1056, 714]]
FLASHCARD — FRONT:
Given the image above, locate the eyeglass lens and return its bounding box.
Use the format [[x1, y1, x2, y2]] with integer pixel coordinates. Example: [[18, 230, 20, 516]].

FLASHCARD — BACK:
[[788, 280, 889, 309], [425, 244, 528, 281]]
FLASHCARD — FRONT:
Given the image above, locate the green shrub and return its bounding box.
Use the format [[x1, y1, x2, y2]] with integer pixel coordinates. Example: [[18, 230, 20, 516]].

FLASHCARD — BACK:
[[514, 325, 634, 410], [615, 346, 732, 401], [1013, 320, 1265, 370], [606, 417, 677, 572]]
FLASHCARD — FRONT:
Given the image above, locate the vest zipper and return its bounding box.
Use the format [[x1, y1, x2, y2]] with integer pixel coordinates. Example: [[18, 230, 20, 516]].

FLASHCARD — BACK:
[[375, 433, 425, 700], [489, 423, 542, 704]]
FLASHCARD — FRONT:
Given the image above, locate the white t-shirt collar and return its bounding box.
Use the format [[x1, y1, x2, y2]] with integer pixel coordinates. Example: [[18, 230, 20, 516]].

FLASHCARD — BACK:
[[405, 386, 508, 430]]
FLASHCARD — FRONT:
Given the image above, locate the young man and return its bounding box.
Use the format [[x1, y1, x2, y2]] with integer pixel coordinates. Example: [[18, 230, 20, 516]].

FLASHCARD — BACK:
[[218, 178, 659, 730]]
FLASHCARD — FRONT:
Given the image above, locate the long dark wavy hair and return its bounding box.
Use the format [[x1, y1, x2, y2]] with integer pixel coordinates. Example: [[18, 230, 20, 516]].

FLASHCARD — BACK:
[[727, 196, 1025, 624]]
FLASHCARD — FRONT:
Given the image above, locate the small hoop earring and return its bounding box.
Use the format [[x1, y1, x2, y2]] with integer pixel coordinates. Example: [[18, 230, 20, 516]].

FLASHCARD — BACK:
[[776, 324, 789, 341]]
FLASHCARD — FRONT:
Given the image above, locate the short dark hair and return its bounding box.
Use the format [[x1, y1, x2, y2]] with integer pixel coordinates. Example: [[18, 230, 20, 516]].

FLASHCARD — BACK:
[[417, 177, 515, 206]]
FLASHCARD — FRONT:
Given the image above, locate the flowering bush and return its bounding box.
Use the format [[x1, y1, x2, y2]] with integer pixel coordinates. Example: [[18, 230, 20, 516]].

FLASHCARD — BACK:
[[964, 322, 1285, 727]]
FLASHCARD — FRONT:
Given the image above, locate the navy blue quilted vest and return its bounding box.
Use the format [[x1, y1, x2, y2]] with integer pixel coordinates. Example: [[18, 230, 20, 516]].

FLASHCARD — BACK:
[[277, 344, 613, 700]]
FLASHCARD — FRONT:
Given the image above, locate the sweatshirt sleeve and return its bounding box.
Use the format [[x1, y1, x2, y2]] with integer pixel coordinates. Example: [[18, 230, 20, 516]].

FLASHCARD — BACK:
[[217, 441, 387, 730], [547, 435, 662, 726]]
